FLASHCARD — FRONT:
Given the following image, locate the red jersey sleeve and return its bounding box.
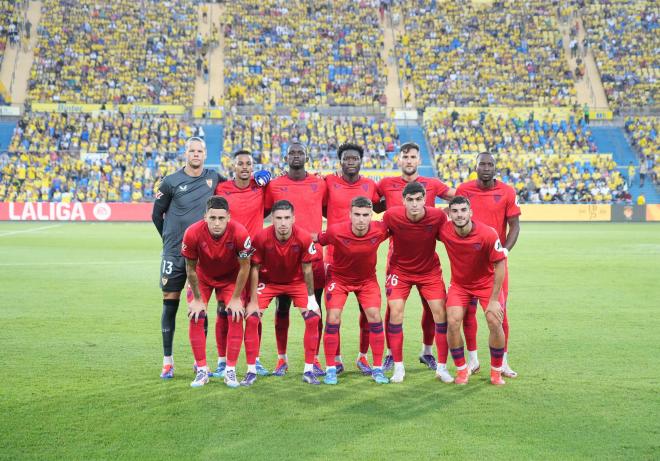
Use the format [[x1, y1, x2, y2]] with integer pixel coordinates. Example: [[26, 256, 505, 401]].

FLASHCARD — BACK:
[[432, 178, 450, 199], [181, 225, 198, 260], [371, 180, 381, 204], [250, 231, 265, 265], [264, 183, 274, 210], [505, 186, 522, 218], [298, 230, 317, 263], [233, 224, 254, 259], [317, 230, 332, 247], [486, 228, 508, 264]]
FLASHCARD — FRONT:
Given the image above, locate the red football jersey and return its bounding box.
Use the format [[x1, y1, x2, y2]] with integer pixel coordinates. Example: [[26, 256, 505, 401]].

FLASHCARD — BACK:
[[382, 206, 448, 274], [455, 179, 521, 243], [214, 178, 265, 237], [324, 174, 381, 228], [438, 220, 507, 290], [181, 220, 252, 284], [378, 176, 450, 209], [251, 224, 316, 284], [318, 221, 389, 284]]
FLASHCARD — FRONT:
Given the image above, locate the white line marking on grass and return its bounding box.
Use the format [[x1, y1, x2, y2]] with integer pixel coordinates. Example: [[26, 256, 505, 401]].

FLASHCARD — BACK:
[[0, 224, 63, 237], [0, 260, 157, 267]]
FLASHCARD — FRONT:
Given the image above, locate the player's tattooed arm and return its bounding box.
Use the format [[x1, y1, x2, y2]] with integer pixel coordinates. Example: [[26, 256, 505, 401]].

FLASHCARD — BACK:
[[185, 258, 205, 322], [504, 216, 520, 252], [486, 259, 506, 323], [227, 258, 250, 321], [246, 263, 261, 314], [302, 262, 315, 296]]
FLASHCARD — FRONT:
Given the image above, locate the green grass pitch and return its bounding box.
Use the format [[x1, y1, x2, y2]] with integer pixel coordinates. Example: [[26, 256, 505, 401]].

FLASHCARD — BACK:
[[0, 222, 658, 460]]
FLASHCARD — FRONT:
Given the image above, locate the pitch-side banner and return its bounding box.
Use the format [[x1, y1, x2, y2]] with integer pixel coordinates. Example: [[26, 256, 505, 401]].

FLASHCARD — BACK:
[[0, 202, 152, 221]]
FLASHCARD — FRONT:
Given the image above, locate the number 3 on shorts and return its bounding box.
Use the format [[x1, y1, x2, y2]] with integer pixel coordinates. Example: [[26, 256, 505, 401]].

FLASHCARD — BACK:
[[386, 274, 398, 287]]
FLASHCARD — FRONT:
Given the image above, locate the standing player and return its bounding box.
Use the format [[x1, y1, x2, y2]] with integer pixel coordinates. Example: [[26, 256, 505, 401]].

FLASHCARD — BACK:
[[324, 143, 383, 375], [456, 152, 521, 377], [377, 142, 455, 371], [245, 200, 322, 385], [182, 196, 253, 388], [382, 182, 450, 383], [152, 137, 226, 379], [214, 149, 271, 377], [316, 196, 390, 385], [438, 196, 508, 386], [264, 142, 327, 376]]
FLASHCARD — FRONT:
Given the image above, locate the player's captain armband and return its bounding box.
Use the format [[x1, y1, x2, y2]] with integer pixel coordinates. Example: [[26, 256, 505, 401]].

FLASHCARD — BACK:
[[254, 170, 272, 187]]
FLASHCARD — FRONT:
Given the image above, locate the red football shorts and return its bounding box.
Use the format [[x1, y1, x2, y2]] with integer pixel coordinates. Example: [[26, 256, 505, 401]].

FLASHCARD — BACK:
[[385, 267, 446, 301], [257, 281, 309, 309], [199, 278, 237, 306], [447, 283, 506, 311], [324, 274, 382, 310]]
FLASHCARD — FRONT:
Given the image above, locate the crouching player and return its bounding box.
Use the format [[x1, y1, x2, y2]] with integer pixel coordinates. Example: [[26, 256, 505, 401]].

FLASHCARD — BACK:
[[438, 196, 507, 385], [183, 196, 253, 388], [315, 196, 390, 385], [246, 200, 322, 385]]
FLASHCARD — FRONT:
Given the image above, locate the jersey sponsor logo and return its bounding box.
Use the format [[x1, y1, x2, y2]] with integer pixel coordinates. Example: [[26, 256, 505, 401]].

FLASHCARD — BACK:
[[179, 185, 188, 192], [206, 179, 213, 188], [334, 184, 342, 189], [308, 242, 317, 255]]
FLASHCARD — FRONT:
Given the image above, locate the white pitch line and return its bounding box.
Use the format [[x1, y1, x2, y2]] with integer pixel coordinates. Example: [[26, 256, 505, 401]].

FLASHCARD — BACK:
[[0, 259, 157, 267], [0, 224, 63, 238]]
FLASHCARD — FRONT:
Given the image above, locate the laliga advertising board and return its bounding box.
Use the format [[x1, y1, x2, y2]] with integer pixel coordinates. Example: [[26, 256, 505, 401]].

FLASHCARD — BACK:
[[0, 202, 152, 221]]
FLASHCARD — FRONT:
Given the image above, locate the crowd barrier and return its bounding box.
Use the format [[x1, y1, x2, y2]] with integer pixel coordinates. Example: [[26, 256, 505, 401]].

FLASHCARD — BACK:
[[1, 203, 658, 222]]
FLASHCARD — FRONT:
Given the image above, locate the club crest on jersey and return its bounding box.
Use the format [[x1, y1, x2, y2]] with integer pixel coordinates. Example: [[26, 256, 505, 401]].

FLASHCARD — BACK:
[[206, 179, 213, 188], [161, 277, 168, 286], [361, 184, 369, 191], [226, 242, 235, 249], [425, 225, 433, 233], [493, 194, 502, 203], [310, 184, 318, 192], [291, 244, 301, 253], [342, 238, 351, 246], [473, 243, 482, 250], [370, 237, 378, 245]]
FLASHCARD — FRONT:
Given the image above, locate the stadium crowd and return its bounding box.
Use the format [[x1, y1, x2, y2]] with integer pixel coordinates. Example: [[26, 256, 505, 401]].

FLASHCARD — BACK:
[[223, 0, 387, 107], [222, 113, 400, 174], [394, 0, 576, 108], [625, 116, 659, 187], [584, 1, 658, 112], [28, 0, 200, 105], [425, 111, 629, 204]]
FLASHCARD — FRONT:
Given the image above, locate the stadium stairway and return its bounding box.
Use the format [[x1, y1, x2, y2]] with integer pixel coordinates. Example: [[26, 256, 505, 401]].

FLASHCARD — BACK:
[[396, 122, 435, 177], [202, 123, 223, 167], [0, 121, 15, 151], [591, 126, 659, 203]]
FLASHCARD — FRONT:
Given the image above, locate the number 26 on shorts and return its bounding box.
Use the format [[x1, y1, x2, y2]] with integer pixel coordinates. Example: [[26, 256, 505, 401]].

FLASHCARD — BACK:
[[385, 274, 398, 287]]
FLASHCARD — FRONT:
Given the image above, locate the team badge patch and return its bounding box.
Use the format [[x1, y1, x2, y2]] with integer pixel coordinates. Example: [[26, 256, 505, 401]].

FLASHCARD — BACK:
[[361, 183, 369, 191], [311, 184, 318, 192], [206, 179, 213, 188], [161, 277, 168, 286], [473, 243, 482, 250], [370, 237, 378, 245], [493, 194, 502, 203]]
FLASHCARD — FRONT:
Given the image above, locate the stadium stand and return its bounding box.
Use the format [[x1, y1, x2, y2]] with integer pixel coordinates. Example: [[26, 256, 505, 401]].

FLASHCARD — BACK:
[[425, 110, 629, 204], [394, 0, 576, 108], [28, 0, 200, 105], [624, 116, 659, 186], [583, 0, 658, 112], [222, 113, 400, 174], [223, 0, 387, 107], [1, 0, 21, 105]]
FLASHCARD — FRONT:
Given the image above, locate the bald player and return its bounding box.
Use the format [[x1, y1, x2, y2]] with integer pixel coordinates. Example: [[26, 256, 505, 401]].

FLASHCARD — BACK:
[[152, 137, 226, 379], [456, 151, 521, 378]]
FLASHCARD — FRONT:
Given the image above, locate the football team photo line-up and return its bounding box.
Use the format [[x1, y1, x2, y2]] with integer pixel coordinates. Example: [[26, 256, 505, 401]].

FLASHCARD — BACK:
[[153, 137, 520, 388]]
